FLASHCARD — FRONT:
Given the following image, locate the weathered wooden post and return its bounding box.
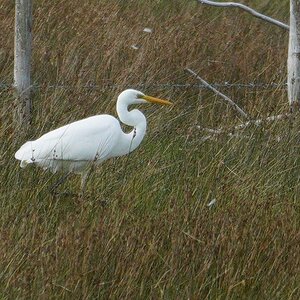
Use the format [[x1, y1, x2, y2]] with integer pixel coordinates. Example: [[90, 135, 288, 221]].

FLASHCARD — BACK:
[[288, 0, 300, 112], [14, 0, 33, 129]]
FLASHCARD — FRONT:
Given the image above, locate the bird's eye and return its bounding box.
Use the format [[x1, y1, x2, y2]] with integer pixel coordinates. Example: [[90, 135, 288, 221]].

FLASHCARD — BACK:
[[137, 93, 144, 99]]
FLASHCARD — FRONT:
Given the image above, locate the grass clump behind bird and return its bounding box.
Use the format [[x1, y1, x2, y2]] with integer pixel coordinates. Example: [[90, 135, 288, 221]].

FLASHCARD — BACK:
[[0, 0, 299, 299]]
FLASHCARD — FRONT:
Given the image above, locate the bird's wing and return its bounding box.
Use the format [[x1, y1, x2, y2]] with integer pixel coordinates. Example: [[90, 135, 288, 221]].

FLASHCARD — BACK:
[[15, 115, 121, 163]]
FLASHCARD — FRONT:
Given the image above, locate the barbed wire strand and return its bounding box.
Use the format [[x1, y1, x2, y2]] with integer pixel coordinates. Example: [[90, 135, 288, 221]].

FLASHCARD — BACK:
[[0, 82, 287, 91]]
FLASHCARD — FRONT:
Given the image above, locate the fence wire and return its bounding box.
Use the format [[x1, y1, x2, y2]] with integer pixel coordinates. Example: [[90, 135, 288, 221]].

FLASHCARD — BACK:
[[0, 82, 287, 91]]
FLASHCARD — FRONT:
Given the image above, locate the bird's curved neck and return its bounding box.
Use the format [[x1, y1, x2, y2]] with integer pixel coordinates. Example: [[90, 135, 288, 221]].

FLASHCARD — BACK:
[[115, 99, 147, 156]]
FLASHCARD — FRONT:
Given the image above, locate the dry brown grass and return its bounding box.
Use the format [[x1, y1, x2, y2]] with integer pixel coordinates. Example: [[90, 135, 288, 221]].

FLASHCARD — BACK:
[[0, 0, 299, 299]]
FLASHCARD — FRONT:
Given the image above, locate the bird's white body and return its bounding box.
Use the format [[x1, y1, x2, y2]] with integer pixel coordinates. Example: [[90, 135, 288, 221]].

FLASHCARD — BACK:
[[15, 89, 170, 179], [15, 115, 138, 173]]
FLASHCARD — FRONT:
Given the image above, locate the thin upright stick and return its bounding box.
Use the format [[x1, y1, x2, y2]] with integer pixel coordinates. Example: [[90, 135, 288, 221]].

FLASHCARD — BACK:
[[14, 0, 33, 129], [288, 0, 300, 111]]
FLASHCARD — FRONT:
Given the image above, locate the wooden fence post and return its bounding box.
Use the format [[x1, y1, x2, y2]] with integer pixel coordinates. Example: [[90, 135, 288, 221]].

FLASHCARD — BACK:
[[288, 0, 300, 111], [14, 0, 33, 129]]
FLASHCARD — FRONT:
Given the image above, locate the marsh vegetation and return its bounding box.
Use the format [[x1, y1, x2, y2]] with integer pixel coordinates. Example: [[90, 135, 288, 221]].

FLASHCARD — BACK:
[[0, 0, 299, 298]]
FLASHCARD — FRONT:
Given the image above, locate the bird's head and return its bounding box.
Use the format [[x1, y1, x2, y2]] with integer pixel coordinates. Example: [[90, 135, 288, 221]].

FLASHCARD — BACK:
[[118, 89, 172, 106]]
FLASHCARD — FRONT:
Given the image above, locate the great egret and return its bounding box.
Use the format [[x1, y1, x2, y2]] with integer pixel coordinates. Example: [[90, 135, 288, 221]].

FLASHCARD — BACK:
[[15, 89, 172, 194]]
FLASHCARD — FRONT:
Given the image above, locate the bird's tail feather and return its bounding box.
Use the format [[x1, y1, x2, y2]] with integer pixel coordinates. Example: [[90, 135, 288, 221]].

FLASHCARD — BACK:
[[20, 159, 32, 168], [15, 141, 34, 168]]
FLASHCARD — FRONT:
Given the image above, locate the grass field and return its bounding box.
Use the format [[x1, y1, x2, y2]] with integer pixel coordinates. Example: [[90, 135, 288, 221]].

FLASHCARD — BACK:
[[0, 0, 300, 298]]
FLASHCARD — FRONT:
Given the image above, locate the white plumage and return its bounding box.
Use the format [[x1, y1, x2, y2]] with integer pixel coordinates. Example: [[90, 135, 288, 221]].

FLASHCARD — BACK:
[[15, 89, 172, 192], [16, 115, 120, 173]]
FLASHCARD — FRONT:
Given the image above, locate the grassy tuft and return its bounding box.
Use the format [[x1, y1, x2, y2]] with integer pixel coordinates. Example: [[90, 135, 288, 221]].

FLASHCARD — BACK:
[[0, 0, 299, 298]]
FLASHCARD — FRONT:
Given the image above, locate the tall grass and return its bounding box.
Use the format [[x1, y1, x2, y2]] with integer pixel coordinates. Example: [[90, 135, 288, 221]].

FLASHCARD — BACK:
[[0, 0, 299, 298]]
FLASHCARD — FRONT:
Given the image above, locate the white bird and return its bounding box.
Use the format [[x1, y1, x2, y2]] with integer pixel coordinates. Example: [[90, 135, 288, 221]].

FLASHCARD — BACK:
[[15, 89, 172, 194]]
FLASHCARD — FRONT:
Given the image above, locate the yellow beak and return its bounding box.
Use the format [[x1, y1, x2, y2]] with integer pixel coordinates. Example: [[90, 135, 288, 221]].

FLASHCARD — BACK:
[[142, 95, 172, 106]]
